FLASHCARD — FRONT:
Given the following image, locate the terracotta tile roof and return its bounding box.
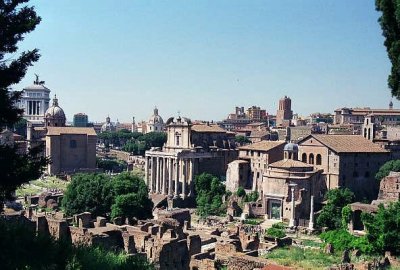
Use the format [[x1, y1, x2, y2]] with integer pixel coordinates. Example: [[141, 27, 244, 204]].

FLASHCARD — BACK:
[[310, 134, 388, 153], [269, 159, 313, 168], [239, 140, 285, 152], [191, 124, 226, 133], [334, 108, 400, 115], [46, 127, 97, 136]]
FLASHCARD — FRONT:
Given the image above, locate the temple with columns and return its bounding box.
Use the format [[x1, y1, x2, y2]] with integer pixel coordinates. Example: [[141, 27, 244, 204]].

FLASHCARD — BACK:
[[144, 116, 237, 199]]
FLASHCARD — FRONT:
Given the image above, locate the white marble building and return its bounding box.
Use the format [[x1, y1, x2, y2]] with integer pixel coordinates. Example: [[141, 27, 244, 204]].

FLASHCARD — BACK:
[[15, 75, 51, 123]]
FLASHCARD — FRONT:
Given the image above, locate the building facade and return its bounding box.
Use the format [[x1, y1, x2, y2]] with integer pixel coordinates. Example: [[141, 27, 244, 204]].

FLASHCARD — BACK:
[[262, 144, 323, 223], [15, 75, 51, 123], [46, 127, 97, 175], [144, 117, 237, 199], [73, 113, 89, 127], [298, 134, 390, 200], [226, 141, 285, 193]]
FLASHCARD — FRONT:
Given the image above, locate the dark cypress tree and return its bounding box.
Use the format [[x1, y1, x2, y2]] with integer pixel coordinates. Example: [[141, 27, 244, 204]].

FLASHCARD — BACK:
[[376, 0, 400, 98], [0, 0, 47, 206]]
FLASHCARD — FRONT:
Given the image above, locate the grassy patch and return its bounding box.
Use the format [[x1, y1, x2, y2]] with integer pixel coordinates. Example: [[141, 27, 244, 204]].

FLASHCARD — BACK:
[[243, 218, 263, 225], [16, 177, 68, 197], [301, 239, 322, 248], [264, 247, 341, 270]]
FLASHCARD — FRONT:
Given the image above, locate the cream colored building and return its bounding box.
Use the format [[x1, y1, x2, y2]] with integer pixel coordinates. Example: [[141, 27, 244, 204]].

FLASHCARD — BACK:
[[144, 116, 237, 199]]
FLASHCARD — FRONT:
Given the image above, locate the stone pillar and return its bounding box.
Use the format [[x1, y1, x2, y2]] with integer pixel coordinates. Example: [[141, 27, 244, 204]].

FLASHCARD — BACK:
[[308, 195, 314, 231], [144, 156, 149, 189], [289, 186, 296, 227], [159, 158, 164, 194], [150, 157, 156, 193], [155, 157, 160, 193], [175, 158, 180, 198], [168, 158, 173, 197], [162, 158, 168, 195], [188, 159, 193, 197], [182, 159, 187, 199]]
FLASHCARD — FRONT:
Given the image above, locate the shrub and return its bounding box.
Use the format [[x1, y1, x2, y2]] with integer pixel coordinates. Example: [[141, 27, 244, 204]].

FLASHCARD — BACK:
[[266, 223, 286, 239], [236, 187, 245, 197], [320, 229, 373, 254]]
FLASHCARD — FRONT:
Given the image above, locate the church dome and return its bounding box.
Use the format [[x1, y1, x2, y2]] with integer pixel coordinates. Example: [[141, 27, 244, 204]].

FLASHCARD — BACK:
[[45, 95, 66, 127], [101, 116, 115, 133], [148, 107, 164, 124], [45, 95, 65, 119], [284, 143, 299, 152]]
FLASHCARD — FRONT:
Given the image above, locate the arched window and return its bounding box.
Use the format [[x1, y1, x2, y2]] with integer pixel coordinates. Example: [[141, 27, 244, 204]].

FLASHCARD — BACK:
[[309, 153, 314, 164], [302, 153, 307, 163], [316, 154, 322, 165]]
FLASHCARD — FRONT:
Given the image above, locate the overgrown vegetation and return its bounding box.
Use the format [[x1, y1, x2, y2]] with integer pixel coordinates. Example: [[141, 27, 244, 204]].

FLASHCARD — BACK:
[[62, 172, 153, 220], [0, 219, 153, 270], [244, 191, 259, 202], [320, 229, 373, 254], [195, 173, 227, 217], [362, 201, 400, 255], [317, 188, 355, 230], [375, 159, 400, 181], [266, 222, 286, 239]]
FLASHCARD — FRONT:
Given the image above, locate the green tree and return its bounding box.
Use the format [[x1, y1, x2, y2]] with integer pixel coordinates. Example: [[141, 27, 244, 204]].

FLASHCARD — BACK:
[[194, 173, 226, 217], [235, 135, 251, 146], [375, 0, 400, 98], [244, 191, 259, 202], [236, 187, 246, 197], [316, 188, 355, 230], [362, 201, 400, 255], [0, 0, 48, 207], [375, 159, 400, 181], [111, 192, 152, 220], [62, 172, 153, 219], [62, 173, 111, 217]]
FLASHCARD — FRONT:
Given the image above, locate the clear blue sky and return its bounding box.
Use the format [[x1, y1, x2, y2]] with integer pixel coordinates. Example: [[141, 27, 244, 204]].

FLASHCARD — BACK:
[[14, 0, 393, 123]]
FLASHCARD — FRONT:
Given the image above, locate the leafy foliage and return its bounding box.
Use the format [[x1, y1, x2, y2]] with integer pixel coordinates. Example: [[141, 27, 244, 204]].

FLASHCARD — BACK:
[[316, 188, 355, 230], [320, 229, 373, 254], [375, 0, 400, 98], [244, 191, 259, 202], [123, 132, 167, 155], [96, 158, 127, 172], [0, 0, 48, 207], [362, 201, 400, 255], [0, 219, 153, 270], [236, 187, 245, 197], [266, 223, 286, 239], [62, 172, 153, 219], [235, 135, 251, 145], [375, 159, 400, 181], [194, 173, 227, 217]]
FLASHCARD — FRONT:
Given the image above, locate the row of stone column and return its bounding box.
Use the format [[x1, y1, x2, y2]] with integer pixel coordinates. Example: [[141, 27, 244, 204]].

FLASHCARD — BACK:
[[144, 156, 195, 199]]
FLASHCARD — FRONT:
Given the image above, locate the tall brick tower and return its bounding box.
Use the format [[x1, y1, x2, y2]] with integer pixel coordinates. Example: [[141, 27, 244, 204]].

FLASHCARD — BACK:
[[276, 96, 293, 127]]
